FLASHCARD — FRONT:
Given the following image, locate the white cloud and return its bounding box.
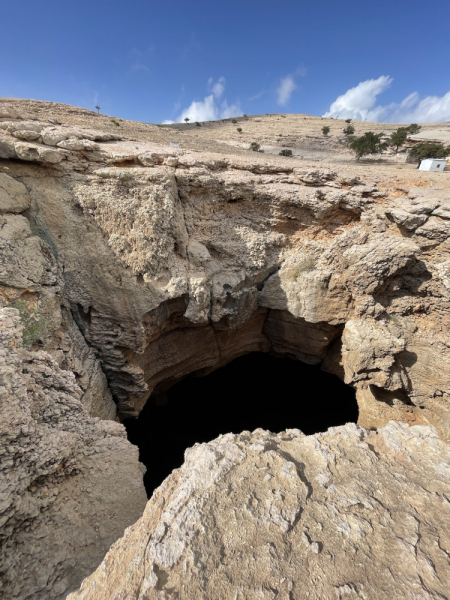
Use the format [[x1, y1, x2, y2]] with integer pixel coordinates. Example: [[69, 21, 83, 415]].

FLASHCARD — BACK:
[[162, 119, 175, 124], [277, 75, 297, 106], [211, 76, 225, 99], [389, 91, 450, 123], [323, 76, 392, 121], [324, 76, 450, 123], [248, 90, 264, 101], [179, 95, 217, 122], [168, 77, 243, 123], [220, 99, 242, 119]]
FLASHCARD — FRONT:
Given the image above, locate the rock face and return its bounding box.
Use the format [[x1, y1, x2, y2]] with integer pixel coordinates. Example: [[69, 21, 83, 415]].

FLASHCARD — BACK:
[[1, 99, 450, 599], [68, 422, 450, 600], [0, 308, 147, 599]]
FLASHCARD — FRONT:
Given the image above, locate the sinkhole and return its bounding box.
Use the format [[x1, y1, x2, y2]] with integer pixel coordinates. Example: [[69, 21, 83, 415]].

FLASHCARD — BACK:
[[124, 352, 358, 497]]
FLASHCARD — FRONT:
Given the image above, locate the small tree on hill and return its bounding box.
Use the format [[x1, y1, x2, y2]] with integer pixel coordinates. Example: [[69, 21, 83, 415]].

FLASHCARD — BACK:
[[184, 118, 190, 124], [95, 105, 100, 114], [390, 127, 408, 152], [407, 143, 450, 165], [279, 149, 293, 157], [249, 142, 261, 152], [345, 119, 352, 123], [343, 124, 355, 136], [407, 124, 421, 135], [350, 132, 388, 161], [322, 126, 330, 136]]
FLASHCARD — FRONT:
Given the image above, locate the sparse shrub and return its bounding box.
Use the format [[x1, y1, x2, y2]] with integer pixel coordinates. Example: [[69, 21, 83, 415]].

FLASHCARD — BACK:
[[345, 119, 352, 123], [237, 127, 242, 133], [232, 119, 237, 124], [279, 134, 282, 137], [387, 313, 401, 325], [343, 124, 355, 136], [33, 108, 40, 113], [249, 142, 261, 152], [6, 299, 46, 348], [279, 149, 293, 157], [243, 114, 248, 117], [322, 126, 330, 136], [350, 132, 388, 161], [406, 124, 421, 135], [291, 257, 316, 281], [389, 127, 408, 152], [196, 122, 201, 127], [407, 143, 450, 164], [316, 278, 328, 290], [110, 119, 120, 127]]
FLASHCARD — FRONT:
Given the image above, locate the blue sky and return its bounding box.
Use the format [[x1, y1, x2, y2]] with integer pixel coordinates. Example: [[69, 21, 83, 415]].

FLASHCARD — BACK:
[[1, 0, 449, 123]]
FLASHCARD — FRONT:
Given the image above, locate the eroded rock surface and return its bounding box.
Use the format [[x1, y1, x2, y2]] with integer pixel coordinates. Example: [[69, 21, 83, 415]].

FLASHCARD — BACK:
[[1, 99, 450, 599], [69, 422, 450, 600], [0, 308, 147, 599]]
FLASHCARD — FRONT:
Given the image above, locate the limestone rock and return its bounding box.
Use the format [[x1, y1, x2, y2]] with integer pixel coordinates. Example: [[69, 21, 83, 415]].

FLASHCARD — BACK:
[[2, 99, 450, 599], [0, 173, 30, 213], [0, 308, 147, 600], [69, 422, 450, 600], [11, 129, 41, 141], [0, 105, 19, 119], [386, 207, 428, 230]]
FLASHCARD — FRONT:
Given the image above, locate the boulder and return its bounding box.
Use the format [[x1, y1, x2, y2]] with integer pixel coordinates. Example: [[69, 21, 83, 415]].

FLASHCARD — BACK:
[[386, 207, 428, 231], [68, 422, 450, 600], [0, 172, 30, 213], [0, 105, 19, 119]]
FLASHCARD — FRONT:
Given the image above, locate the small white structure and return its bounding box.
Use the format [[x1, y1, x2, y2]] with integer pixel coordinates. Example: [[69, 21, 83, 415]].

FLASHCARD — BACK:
[[419, 158, 447, 172], [170, 141, 180, 148]]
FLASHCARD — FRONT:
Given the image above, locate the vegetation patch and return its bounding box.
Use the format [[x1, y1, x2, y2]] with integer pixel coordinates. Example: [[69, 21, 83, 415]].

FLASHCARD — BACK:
[[408, 143, 450, 163], [6, 299, 46, 349], [291, 256, 316, 281], [350, 132, 388, 161]]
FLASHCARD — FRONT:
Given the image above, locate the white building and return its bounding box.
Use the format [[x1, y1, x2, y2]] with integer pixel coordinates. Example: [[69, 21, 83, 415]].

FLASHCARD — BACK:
[[419, 158, 447, 172]]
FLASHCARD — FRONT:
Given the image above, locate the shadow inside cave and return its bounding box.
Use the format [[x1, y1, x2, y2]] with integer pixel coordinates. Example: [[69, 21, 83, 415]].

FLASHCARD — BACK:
[[123, 352, 358, 497]]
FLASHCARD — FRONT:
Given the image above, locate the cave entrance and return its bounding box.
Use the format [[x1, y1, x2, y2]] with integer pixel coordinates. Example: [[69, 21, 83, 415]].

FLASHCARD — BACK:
[[124, 352, 358, 497]]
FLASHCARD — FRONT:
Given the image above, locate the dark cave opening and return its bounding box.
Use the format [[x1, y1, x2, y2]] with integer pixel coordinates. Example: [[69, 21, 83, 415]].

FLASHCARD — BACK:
[[124, 352, 358, 497]]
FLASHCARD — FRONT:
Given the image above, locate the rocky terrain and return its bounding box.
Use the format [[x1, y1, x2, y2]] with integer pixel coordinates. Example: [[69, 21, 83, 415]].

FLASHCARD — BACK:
[[0, 97, 449, 598], [68, 422, 450, 600]]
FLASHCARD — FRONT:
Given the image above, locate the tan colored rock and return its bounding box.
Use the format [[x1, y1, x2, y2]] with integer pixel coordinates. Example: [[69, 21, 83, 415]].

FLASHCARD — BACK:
[[11, 129, 41, 141], [0, 172, 30, 213], [0, 105, 19, 119], [386, 206, 428, 230], [69, 422, 450, 600], [0, 308, 147, 600], [2, 99, 450, 599]]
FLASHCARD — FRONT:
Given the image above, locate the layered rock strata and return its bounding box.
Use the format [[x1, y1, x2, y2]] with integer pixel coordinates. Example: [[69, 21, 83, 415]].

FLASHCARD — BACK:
[[0, 308, 147, 599], [69, 422, 450, 600], [1, 101, 450, 599], [1, 130, 448, 437]]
